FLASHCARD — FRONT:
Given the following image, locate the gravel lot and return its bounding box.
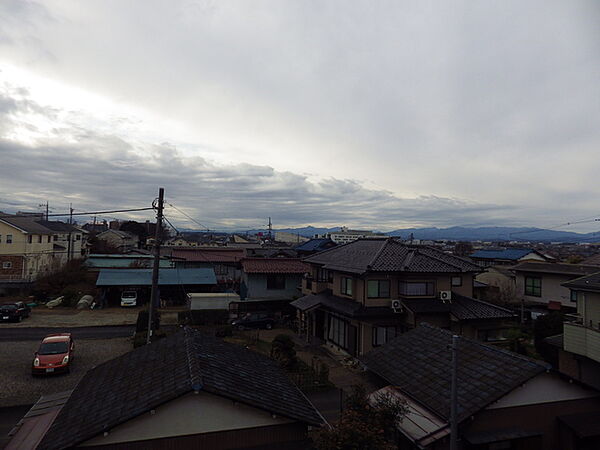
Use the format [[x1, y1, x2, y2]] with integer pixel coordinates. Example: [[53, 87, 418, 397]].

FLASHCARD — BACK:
[[0, 307, 179, 328], [0, 337, 132, 407]]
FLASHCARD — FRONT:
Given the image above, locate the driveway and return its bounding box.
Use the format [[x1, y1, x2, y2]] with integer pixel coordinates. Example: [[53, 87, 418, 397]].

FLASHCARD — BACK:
[[0, 326, 135, 342], [0, 337, 132, 408]]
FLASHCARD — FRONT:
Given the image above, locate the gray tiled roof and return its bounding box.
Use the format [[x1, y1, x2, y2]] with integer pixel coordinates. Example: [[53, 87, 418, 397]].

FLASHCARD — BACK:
[[0, 215, 55, 234], [291, 292, 392, 318], [401, 294, 515, 320], [449, 294, 516, 320], [512, 262, 600, 277], [304, 238, 481, 274], [37, 329, 323, 450], [562, 272, 600, 291], [360, 324, 548, 422]]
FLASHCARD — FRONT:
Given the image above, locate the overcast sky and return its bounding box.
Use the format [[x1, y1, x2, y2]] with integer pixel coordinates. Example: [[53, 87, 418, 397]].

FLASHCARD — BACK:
[[1, 0, 599, 232]]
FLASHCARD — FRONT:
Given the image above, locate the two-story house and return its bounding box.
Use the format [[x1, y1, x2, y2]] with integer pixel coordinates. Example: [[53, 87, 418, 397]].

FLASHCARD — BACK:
[[37, 220, 88, 263], [292, 238, 516, 357], [513, 262, 600, 313], [556, 272, 600, 390], [0, 215, 58, 284]]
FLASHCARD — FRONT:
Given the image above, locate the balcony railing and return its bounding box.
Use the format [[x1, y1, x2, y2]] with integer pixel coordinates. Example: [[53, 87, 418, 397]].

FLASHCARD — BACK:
[[564, 322, 600, 364]]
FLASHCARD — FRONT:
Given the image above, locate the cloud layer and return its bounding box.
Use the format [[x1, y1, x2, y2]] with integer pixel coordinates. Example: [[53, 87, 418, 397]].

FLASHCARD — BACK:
[[1, 1, 599, 231]]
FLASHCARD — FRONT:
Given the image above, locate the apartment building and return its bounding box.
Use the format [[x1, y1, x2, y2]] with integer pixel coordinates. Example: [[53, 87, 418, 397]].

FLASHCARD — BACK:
[[292, 238, 516, 357]]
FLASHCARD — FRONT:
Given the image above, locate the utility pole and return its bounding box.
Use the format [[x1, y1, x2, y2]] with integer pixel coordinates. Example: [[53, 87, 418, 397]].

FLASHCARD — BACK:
[[45, 201, 49, 220], [69, 203, 73, 224], [450, 335, 459, 450], [147, 187, 164, 345]]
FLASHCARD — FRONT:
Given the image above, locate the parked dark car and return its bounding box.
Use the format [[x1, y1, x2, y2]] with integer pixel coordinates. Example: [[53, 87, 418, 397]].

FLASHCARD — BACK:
[[0, 301, 31, 323], [230, 312, 275, 330]]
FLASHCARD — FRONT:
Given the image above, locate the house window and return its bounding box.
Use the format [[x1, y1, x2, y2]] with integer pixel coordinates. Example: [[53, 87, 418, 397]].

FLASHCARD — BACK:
[[266, 275, 286, 290], [47, 236, 51, 243], [367, 280, 390, 298], [525, 277, 541, 297], [328, 315, 348, 348], [2, 262, 12, 269], [0, 234, 2, 243], [317, 268, 332, 282], [76, 234, 81, 241], [570, 290, 578, 303], [372, 326, 397, 347], [341, 277, 353, 296], [38, 235, 42, 243], [399, 281, 435, 296], [6, 234, 12, 244], [451, 276, 462, 287], [54, 235, 58, 241]]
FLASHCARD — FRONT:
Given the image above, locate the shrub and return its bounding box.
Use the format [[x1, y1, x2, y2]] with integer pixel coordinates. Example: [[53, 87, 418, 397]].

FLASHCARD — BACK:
[[271, 334, 298, 370]]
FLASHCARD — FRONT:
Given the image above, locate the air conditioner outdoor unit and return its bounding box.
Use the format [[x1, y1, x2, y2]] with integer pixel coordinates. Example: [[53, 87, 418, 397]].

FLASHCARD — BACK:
[[391, 299, 403, 313], [439, 291, 452, 303]]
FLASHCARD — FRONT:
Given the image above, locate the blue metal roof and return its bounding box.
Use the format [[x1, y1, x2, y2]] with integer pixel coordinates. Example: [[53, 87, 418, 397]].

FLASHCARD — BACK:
[[96, 268, 216, 286], [470, 249, 535, 260], [295, 238, 334, 252]]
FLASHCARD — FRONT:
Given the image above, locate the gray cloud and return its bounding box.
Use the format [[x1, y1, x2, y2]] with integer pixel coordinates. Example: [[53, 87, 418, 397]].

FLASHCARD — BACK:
[[0, 1, 599, 231]]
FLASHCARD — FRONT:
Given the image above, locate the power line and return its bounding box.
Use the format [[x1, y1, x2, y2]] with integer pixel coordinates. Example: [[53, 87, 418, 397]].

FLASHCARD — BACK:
[[162, 214, 180, 235], [6, 207, 155, 219], [165, 203, 211, 231]]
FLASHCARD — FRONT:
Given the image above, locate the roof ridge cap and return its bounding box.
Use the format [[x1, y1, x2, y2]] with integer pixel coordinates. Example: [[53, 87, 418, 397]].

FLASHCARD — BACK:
[[420, 248, 472, 271], [367, 238, 392, 269], [183, 328, 203, 389]]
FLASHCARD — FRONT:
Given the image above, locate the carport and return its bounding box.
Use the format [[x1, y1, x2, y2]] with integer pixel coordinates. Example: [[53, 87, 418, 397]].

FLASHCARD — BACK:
[[95, 268, 217, 306]]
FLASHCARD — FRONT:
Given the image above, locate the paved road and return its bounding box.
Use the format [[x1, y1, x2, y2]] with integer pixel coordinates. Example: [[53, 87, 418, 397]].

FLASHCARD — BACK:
[[0, 325, 135, 341]]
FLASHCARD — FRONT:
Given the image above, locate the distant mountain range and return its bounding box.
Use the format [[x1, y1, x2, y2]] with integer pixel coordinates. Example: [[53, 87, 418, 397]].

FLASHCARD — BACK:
[[242, 225, 600, 243]]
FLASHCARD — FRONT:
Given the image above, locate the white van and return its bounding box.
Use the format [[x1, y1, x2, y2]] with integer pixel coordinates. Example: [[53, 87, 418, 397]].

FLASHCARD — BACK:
[[120, 291, 138, 307]]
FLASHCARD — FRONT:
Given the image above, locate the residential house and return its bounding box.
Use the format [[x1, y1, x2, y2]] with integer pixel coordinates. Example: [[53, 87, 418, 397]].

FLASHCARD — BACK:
[[240, 258, 308, 301], [292, 238, 516, 357], [360, 323, 600, 450], [95, 229, 138, 252], [552, 272, 600, 391], [295, 238, 337, 257], [513, 262, 600, 312], [37, 220, 88, 262], [470, 248, 551, 267], [95, 267, 216, 305], [0, 215, 59, 285], [7, 329, 323, 450], [168, 247, 245, 286]]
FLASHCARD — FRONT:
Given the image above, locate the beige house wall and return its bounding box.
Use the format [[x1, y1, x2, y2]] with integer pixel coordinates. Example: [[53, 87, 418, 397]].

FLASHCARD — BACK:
[[515, 271, 577, 307]]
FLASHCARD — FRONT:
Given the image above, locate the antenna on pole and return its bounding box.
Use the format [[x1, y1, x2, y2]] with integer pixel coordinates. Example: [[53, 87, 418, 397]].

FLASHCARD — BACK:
[[268, 217, 272, 240]]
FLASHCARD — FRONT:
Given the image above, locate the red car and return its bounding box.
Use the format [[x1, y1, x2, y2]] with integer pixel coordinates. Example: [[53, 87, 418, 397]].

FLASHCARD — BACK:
[[32, 333, 74, 375]]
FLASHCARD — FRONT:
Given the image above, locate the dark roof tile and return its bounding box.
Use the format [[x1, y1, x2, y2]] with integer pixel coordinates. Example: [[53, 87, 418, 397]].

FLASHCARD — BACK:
[[37, 329, 322, 450], [360, 324, 548, 422], [305, 238, 480, 274]]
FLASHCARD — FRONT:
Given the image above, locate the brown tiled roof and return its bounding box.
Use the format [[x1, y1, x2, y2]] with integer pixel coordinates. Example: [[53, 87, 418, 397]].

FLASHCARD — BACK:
[[512, 262, 600, 276], [37, 329, 323, 450], [304, 238, 481, 274], [171, 248, 245, 263], [241, 258, 310, 274], [360, 324, 548, 422]]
